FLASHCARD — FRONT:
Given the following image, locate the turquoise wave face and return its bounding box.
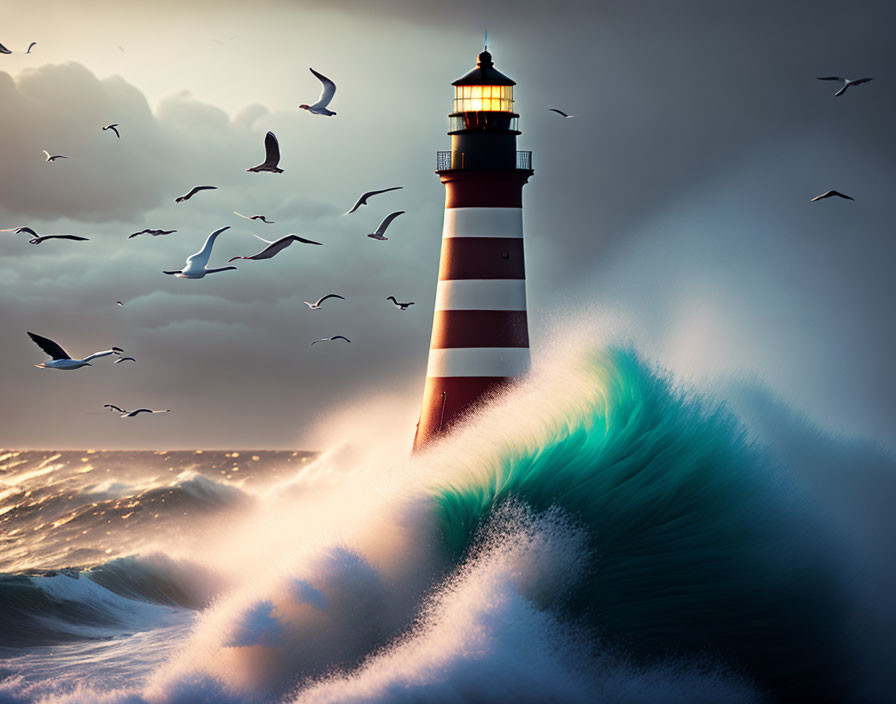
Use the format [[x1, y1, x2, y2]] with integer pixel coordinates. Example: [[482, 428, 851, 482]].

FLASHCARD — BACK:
[[432, 347, 848, 701]]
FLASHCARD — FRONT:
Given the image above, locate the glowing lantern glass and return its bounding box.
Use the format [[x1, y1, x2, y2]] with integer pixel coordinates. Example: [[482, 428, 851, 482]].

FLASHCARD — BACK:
[[453, 84, 514, 113]]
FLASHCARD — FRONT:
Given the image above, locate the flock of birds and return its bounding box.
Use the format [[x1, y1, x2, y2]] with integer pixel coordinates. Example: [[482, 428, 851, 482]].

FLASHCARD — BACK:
[[7, 65, 416, 420], [3, 47, 876, 419]]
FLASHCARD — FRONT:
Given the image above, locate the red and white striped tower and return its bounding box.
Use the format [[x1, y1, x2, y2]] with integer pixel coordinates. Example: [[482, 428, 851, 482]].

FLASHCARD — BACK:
[[413, 49, 533, 450]]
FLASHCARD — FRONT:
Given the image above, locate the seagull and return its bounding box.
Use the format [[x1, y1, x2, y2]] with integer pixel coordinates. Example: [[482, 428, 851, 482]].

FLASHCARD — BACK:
[[42, 150, 68, 162], [247, 131, 283, 173], [103, 404, 170, 418], [175, 185, 217, 203], [299, 68, 337, 116], [387, 296, 414, 311], [28, 332, 123, 370], [28, 235, 89, 245], [233, 211, 275, 224], [228, 233, 322, 262], [6, 227, 82, 244], [114, 357, 136, 364], [345, 187, 403, 215], [311, 335, 351, 345], [116, 301, 125, 307], [548, 108, 575, 118], [304, 293, 345, 310], [102, 124, 120, 138], [816, 76, 873, 97], [163, 226, 237, 278], [0, 42, 11, 55], [26, 42, 36, 54], [810, 190, 854, 202], [367, 211, 405, 240], [129, 229, 177, 238]]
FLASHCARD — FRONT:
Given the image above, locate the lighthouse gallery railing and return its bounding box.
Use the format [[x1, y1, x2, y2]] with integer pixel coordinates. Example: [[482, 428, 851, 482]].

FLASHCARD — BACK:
[[437, 151, 533, 171]]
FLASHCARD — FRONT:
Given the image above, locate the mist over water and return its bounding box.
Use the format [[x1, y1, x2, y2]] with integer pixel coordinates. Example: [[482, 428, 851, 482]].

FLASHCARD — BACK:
[[0, 329, 894, 703]]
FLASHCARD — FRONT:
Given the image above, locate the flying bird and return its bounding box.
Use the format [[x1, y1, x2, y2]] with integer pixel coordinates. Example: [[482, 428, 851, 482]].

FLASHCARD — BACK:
[[304, 293, 345, 310], [28, 235, 89, 245], [386, 296, 414, 311], [228, 234, 322, 262], [299, 68, 337, 116], [104, 404, 169, 418], [28, 332, 123, 370], [548, 108, 575, 118], [344, 187, 403, 215], [809, 190, 854, 202], [114, 356, 136, 364], [129, 229, 177, 238], [26, 42, 36, 54], [42, 150, 68, 162], [0, 42, 11, 55], [116, 301, 125, 307], [367, 211, 405, 240], [816, 76, 873, 97], [233, 211, 275, 224], [311, 335, 351, 345], [6, 227, 84, 244], [163, 226, 237, 278], [175, 185, 217, 203], [102, 123, 120, 138], [247, 131, 283, 173]]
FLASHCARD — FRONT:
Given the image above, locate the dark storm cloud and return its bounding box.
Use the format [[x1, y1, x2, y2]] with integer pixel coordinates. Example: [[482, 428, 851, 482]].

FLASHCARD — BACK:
[[0, 63, 265, 221], [0, 63, 163, 220]]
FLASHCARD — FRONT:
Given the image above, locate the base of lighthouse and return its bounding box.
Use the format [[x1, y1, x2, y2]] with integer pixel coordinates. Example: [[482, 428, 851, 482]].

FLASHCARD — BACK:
[[414, 358, 530, 448]]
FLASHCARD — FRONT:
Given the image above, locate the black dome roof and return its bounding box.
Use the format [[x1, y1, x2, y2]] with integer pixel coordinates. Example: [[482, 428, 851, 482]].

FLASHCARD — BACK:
[[452, 50, 516, 87]]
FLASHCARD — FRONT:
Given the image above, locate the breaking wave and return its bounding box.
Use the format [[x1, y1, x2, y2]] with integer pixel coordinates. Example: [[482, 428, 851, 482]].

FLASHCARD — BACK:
[[432, 349, 849, 700]]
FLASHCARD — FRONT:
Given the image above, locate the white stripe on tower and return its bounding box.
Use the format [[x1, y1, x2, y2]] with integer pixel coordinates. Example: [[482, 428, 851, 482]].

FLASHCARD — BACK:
[[442, 207, 524, 238], [425, 347, 531, 378], [434, 279, 527, 311]]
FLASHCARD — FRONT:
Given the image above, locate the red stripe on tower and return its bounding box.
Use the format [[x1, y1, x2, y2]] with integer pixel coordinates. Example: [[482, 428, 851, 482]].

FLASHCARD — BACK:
[[413, 49, 533, 450]]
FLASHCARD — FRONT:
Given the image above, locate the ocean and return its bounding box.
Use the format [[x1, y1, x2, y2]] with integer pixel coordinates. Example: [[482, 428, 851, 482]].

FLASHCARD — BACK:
[[1, 346, 894, 703]]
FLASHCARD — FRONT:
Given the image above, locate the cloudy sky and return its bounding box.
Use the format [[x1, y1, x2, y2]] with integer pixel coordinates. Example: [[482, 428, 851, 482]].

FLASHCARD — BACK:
[[1, 0, 893, 450]]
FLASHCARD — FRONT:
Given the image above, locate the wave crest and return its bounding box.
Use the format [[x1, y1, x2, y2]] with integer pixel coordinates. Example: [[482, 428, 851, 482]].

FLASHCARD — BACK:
[[432, 347, 848, 701]]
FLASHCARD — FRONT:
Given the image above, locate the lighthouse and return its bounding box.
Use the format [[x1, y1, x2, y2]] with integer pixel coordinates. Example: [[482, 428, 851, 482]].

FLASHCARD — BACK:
[[413, 48, 534, 450]]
